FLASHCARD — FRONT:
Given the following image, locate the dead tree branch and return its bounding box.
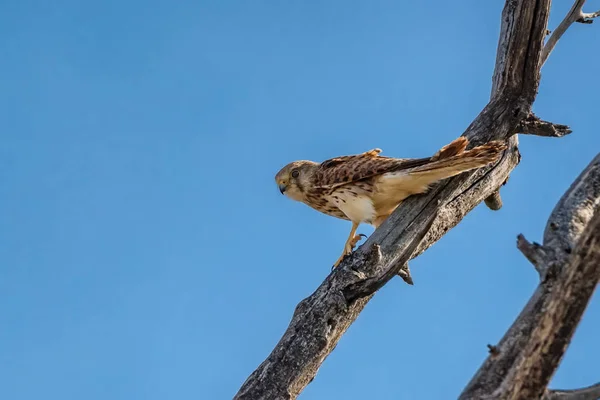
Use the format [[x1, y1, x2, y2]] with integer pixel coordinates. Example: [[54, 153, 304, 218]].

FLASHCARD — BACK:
[[516, 234, 551, 277], [542, 0, 600, 64], [544, 382, 600, 400], [484, 0, 587, 209], [517, 114, 572, 138], [235, 1, 551, 398], [235, 1, 599, 398], [578, 10, 600, 23], [460, 154, 600, 400]]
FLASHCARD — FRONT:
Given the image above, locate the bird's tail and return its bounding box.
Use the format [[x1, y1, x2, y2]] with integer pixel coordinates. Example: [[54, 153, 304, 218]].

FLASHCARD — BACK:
[[406, 137, 506, 181]]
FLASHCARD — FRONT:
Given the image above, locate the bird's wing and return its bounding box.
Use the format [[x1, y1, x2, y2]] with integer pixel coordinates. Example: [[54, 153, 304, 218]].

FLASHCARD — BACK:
[[312, 148, 431, 189]]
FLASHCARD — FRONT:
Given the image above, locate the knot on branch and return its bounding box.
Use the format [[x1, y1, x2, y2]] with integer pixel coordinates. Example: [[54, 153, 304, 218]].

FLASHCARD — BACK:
[[487, 344, 501, 357], [485, 190, 504, 210], [397, 263, 414, 285], [340, 244, 383, 302]]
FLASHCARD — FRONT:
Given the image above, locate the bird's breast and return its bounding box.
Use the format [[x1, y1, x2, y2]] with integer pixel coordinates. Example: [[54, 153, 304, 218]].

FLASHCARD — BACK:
[[302, 190, 349, 220], [303, 182, 377, 223], [331, 189, 376, 224]]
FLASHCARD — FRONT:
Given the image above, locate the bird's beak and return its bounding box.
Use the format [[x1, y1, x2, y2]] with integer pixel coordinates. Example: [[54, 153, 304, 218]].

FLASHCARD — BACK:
[[278, 183, 287, 194]]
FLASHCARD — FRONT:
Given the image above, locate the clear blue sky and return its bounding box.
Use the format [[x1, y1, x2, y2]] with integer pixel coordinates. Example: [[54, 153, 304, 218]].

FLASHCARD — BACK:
[[1, 1, 599, 399]]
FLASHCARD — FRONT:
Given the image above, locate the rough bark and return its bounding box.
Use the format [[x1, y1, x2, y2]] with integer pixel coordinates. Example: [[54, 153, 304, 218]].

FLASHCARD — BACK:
[[517, 114, 572, 138], [234, 1, 597, 399], [460, 154, 600, 400], [235, 2, 548, 398]]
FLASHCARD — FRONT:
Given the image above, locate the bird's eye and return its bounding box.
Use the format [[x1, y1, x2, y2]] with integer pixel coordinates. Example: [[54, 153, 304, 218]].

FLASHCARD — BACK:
[[291, 170, 299, 178]]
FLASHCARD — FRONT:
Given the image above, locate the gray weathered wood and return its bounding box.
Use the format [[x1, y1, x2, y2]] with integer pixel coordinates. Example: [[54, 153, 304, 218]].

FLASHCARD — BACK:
[[516, 234, 550, 277], [544, 382, 600, 400], [542, 0, 600, 64], [544, 155, 600, 255], [234, 1, 598, 398], [234, 1, 550, 399], [460, 154, 600, 400], [517, 114, 572, 138]]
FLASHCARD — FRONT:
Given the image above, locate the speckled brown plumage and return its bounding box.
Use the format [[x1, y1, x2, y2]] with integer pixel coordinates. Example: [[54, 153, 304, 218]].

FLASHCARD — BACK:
[[275, 137, 507, 267]]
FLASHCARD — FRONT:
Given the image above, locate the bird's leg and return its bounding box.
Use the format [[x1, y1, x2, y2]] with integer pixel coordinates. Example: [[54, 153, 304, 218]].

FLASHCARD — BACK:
[[332, 222, 365, 268], [372, 214, 391, 229], [348, 233, 366, 249]]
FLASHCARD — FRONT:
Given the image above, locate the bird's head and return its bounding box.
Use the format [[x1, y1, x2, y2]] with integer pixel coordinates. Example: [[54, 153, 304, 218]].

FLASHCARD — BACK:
[[274, 160, 318, 201]]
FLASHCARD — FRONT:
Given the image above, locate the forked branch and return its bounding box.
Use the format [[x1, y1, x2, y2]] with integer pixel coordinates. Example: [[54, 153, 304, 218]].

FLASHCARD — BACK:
[[486, 0, 589, 209], [543, 0, 600, 63], [461, 154, 600, 400], [577, 9, 600, 23], [235, 1, 552, 398], [234, 1, 598, 398], [516, 234, 551, 277], [544, 382, 600, 400]]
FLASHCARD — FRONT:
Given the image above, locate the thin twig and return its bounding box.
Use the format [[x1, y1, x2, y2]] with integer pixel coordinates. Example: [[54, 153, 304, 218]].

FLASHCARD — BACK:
[[516, 234, 550, 277], [234, 1, 595, 398], [544, 381, 600, 400], [542, 0, 599, 64], [578, 9, 600, 23]]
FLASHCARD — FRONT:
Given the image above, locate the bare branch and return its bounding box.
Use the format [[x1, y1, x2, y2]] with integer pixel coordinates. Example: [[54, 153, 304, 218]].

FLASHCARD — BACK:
[[517, 114, 572, 137], [234, 212, 434, 400], [495, 0, 595, 212], [460, 153, 600, 400], [516, 234, 552, 277], [542, 0, 599, 64], [544, 382, 600, 400], [577, 10, 600, 23], [235, 0, 598, 397], [543, 154, 600, 262], [487, 0, 594, 209], [342, 213, 436, 302], [235, 1, 553, 398]]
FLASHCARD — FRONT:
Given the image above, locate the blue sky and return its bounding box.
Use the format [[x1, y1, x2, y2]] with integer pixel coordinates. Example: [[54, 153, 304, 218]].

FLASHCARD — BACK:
[[1, 1, 599, 399]]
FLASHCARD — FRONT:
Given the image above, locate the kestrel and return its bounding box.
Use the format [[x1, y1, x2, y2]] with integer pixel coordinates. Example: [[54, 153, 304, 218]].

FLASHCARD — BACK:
[[275, 137, 506, 268]]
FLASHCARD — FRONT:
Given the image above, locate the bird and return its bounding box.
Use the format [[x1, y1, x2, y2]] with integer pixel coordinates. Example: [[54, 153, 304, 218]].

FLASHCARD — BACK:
[[275, 137, 507, 268]]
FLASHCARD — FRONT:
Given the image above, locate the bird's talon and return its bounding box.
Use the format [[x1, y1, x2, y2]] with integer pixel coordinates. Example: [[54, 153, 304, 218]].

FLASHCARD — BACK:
[[349, 234, 366, 249]]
